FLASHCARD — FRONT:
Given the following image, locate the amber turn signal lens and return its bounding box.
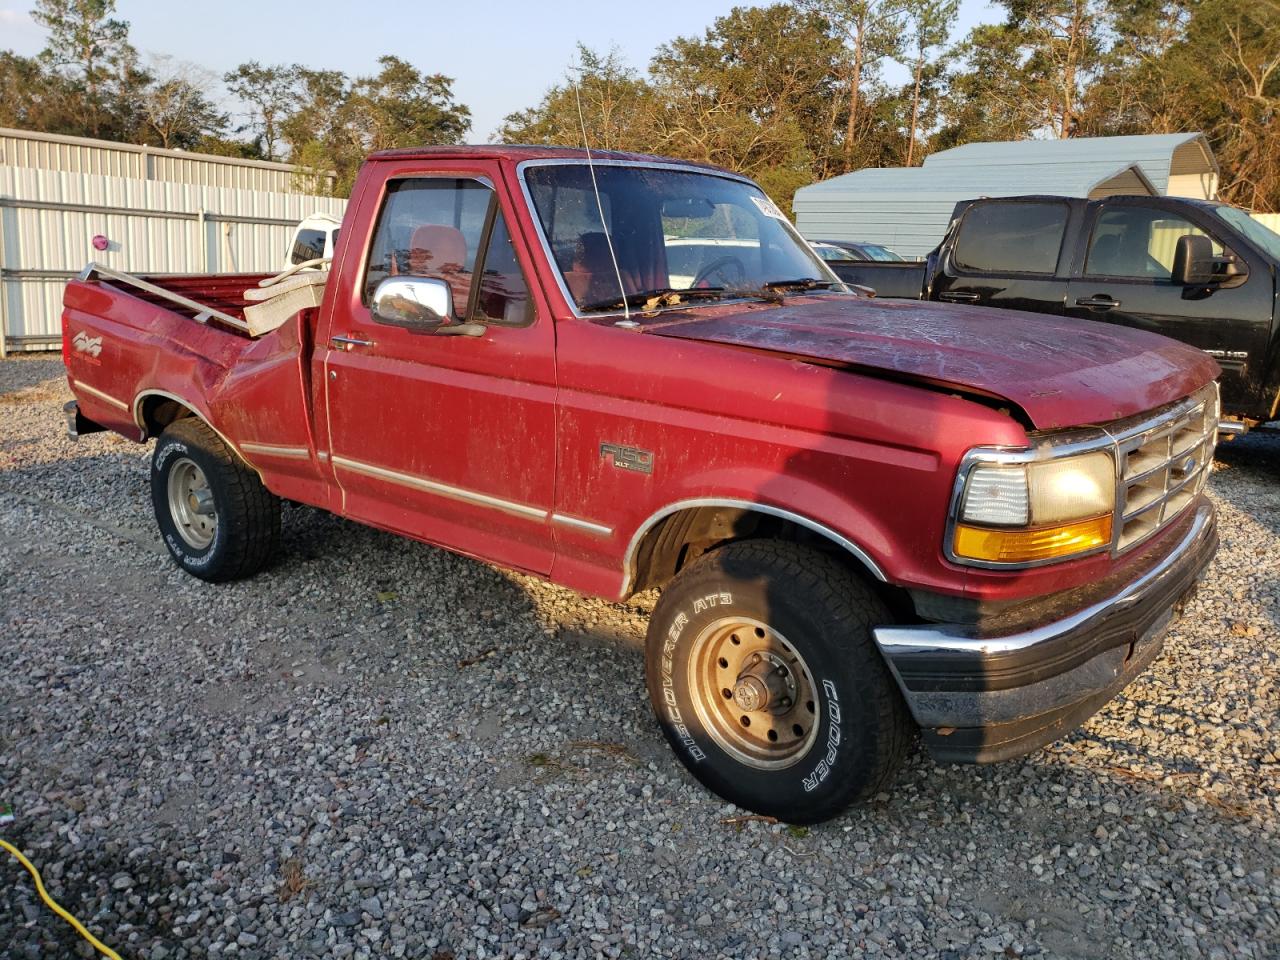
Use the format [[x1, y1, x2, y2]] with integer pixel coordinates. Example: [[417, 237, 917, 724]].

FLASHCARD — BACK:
[[953, 515, 1113, 564]]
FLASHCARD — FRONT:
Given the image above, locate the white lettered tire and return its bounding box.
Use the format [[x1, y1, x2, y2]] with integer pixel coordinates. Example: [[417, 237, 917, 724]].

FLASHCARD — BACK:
[[150, 418, 281, 582], [645, 540, 914, 823]]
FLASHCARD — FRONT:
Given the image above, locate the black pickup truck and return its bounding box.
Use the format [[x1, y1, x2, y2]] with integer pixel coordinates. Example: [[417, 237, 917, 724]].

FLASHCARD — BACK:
[[829, 195, 1280, 424]]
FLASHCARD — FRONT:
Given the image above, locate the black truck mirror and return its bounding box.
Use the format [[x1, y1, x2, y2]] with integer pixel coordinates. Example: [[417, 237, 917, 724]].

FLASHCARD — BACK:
[[1171, 235, 1216, 286], [1171, 234, 1248, 287]]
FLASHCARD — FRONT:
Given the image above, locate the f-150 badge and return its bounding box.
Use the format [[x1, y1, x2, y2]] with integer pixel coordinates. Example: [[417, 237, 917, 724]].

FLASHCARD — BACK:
[[600, 442, 654, 474]]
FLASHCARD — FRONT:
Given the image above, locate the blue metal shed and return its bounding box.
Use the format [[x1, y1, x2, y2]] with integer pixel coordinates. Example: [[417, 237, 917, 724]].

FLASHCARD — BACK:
[[793, 133, 1218, 259]]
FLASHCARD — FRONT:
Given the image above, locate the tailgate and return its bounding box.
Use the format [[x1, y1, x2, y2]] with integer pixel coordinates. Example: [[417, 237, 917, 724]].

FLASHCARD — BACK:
[[830, 261, 927, 299]]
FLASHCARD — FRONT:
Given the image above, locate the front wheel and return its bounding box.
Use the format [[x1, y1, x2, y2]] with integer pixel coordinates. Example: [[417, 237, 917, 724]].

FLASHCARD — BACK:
[[645, 540, 914, 823], [150, 418, 281, 582]]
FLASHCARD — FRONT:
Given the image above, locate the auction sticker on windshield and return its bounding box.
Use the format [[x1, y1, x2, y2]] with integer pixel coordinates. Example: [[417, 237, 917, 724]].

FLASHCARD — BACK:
[[751, 196, 787, 220]]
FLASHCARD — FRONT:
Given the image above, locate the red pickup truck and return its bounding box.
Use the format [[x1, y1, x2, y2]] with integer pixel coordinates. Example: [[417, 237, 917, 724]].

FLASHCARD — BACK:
[[62, 146, 1220, 824]]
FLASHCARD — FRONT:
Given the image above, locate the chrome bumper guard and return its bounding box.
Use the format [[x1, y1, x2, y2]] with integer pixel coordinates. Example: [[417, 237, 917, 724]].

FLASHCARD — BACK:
[[64, 400, 81, 440], [874, 502, 1217, 763], [63, 400, 105, 441]]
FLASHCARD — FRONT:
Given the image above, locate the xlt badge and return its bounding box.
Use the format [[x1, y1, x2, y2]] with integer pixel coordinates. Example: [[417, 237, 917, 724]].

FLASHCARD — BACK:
[[600, 442, 654, 474]]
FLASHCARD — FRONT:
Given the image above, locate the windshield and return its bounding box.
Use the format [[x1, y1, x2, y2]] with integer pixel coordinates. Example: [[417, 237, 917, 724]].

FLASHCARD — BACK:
[[523, 163, 837, 312], [861, 244, 903, 262], [1213, 205, 1280, 262], [813, 243, 857, 262]]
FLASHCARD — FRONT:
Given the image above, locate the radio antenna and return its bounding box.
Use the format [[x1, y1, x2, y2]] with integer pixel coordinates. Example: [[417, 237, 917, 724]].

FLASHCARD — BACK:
[[572, 71, 631, 324]]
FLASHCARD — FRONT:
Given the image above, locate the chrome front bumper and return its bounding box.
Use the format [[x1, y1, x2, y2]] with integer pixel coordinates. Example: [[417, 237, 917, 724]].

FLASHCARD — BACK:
[[874, 502, 1218, 763]]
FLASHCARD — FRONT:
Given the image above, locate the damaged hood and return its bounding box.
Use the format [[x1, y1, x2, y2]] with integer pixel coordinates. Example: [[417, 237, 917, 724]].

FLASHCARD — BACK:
[[646, 296, 1220, 429]]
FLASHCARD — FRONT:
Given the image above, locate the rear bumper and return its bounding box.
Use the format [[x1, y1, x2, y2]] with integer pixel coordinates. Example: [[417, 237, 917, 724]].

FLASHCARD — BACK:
[[874, 502, 1217, 763], [63, 400, 105, 440]]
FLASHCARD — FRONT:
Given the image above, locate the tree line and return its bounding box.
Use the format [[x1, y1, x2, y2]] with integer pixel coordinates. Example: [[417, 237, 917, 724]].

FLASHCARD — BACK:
[[0, 0, 471, 194], [503, 0, 1280, 213], [1, 0, 1276, 212]]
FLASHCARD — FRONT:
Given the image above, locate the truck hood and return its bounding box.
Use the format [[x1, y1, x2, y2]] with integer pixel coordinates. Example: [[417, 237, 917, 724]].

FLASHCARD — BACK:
[[646, 296, 1220, 430]]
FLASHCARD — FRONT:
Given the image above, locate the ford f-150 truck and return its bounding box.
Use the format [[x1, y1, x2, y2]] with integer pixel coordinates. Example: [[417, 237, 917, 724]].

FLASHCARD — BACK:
[[61, 147, 1220, 824], [827, 194, 1280, 427]]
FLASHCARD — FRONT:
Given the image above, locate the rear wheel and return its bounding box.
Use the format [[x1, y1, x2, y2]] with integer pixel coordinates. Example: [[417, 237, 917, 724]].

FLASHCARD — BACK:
[[645, 539, 913, 823], [150, 418, 280, 582]]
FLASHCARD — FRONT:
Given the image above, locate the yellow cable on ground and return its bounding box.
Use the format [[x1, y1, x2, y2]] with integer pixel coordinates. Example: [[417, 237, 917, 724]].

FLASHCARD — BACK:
[[1, 838, 123, 960]]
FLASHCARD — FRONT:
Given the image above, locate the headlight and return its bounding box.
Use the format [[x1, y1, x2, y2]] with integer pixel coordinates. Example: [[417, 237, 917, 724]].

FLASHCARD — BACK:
[[952, 450, 1116, 565]]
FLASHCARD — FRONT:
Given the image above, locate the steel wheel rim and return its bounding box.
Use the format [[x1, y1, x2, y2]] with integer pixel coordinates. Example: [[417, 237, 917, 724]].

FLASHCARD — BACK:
[[687, 616, 820, 770], [167, 457, 217, 549]]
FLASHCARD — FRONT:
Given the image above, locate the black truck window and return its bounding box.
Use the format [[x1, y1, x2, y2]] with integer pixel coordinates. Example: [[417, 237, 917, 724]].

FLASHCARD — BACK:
[[953, 201, 1068, 275], [1085, 207, 1226, 280]]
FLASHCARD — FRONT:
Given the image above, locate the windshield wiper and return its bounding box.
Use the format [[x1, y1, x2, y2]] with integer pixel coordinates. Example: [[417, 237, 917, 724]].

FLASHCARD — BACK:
[[728, 278, 835, 304], [581, 286, 725, 312], [762, 277, 836, 291]]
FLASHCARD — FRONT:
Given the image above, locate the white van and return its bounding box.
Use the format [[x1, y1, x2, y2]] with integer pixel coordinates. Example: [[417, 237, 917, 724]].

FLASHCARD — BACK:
[[286, 212, 342, 269]]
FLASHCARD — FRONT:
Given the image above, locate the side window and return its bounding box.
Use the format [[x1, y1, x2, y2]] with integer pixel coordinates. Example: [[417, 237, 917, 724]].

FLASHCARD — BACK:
[[953, 201, 1069, 275], [290, 228, 327, 265], [1085, 207, 1226, 280], [474, 214, 532, 325], [363, 178, 492, 316]]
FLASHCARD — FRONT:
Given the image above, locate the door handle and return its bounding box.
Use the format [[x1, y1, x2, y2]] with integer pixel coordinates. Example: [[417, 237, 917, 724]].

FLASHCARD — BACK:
[[938, 291, 980, 303], [1075, 296, 1121, 310], [331, 335, 375, 349]]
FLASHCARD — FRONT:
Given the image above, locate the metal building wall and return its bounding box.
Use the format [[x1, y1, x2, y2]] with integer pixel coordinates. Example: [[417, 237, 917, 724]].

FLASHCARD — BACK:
[[1254, 213, 1280, 235], [0, 128, 319, 193], [794, 163, 1156, 259], [796, 135, 1220, 259], [0, 167, 346, 353]]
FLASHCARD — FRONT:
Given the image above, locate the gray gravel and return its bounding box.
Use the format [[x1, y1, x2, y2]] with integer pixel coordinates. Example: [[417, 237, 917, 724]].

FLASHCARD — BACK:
[[1, 353, 1277, 960]]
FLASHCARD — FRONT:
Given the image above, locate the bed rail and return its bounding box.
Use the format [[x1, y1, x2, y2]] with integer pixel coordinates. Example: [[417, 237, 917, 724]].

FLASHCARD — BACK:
[[77, 263, 252, 333]]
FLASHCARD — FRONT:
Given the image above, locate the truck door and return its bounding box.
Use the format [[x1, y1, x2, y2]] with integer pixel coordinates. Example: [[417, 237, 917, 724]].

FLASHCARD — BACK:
[[932, 199, 1070, 314], [319, 166, 556, 575], [1065, 200, 1271, 413]]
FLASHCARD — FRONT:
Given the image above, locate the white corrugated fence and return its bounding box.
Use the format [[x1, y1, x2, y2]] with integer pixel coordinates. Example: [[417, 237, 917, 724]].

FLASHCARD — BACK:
[[0, 166, 346, 354]]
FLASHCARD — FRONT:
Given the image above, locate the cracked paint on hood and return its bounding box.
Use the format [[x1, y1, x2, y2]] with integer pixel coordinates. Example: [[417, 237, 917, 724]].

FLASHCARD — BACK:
[[644, 295, 1221, 430]]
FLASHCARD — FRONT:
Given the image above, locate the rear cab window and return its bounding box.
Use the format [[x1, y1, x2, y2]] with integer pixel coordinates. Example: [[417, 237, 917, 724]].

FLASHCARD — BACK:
[[953, 201, 1069, 275]]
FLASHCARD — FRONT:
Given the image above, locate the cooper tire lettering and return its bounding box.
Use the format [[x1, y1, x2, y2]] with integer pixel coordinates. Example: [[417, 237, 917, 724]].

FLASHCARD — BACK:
[[659, 609, 704, 761], [692, 591, 732, 614], [153, 441, 188, 471], [803, 679, 842, 793], [643, 540, 912, 824]]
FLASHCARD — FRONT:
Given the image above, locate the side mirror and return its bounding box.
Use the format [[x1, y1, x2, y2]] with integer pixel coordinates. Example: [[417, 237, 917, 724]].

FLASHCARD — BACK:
[[1171, 235, 1216, 286], [1171, 234, 1248, 287], [371, 276, 454, 331]]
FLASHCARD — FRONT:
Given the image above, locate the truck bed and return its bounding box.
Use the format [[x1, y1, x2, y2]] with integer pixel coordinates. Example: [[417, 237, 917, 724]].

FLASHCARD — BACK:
[[85, 269, 275, 336], [62, 267, 314, 452], [829, 261, 927, 299]]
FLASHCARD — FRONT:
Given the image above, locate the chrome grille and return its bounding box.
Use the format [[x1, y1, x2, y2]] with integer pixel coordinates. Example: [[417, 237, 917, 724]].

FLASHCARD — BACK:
[[1113, 384, 1219, 552]]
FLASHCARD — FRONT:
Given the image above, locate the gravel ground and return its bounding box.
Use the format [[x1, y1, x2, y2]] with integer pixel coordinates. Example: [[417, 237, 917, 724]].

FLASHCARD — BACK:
[[0, 353, 1277, 960]]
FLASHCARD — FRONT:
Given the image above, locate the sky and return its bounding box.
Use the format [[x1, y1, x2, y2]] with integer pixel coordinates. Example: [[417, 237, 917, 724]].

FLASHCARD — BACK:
[[0, 0, 1000, 141]]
